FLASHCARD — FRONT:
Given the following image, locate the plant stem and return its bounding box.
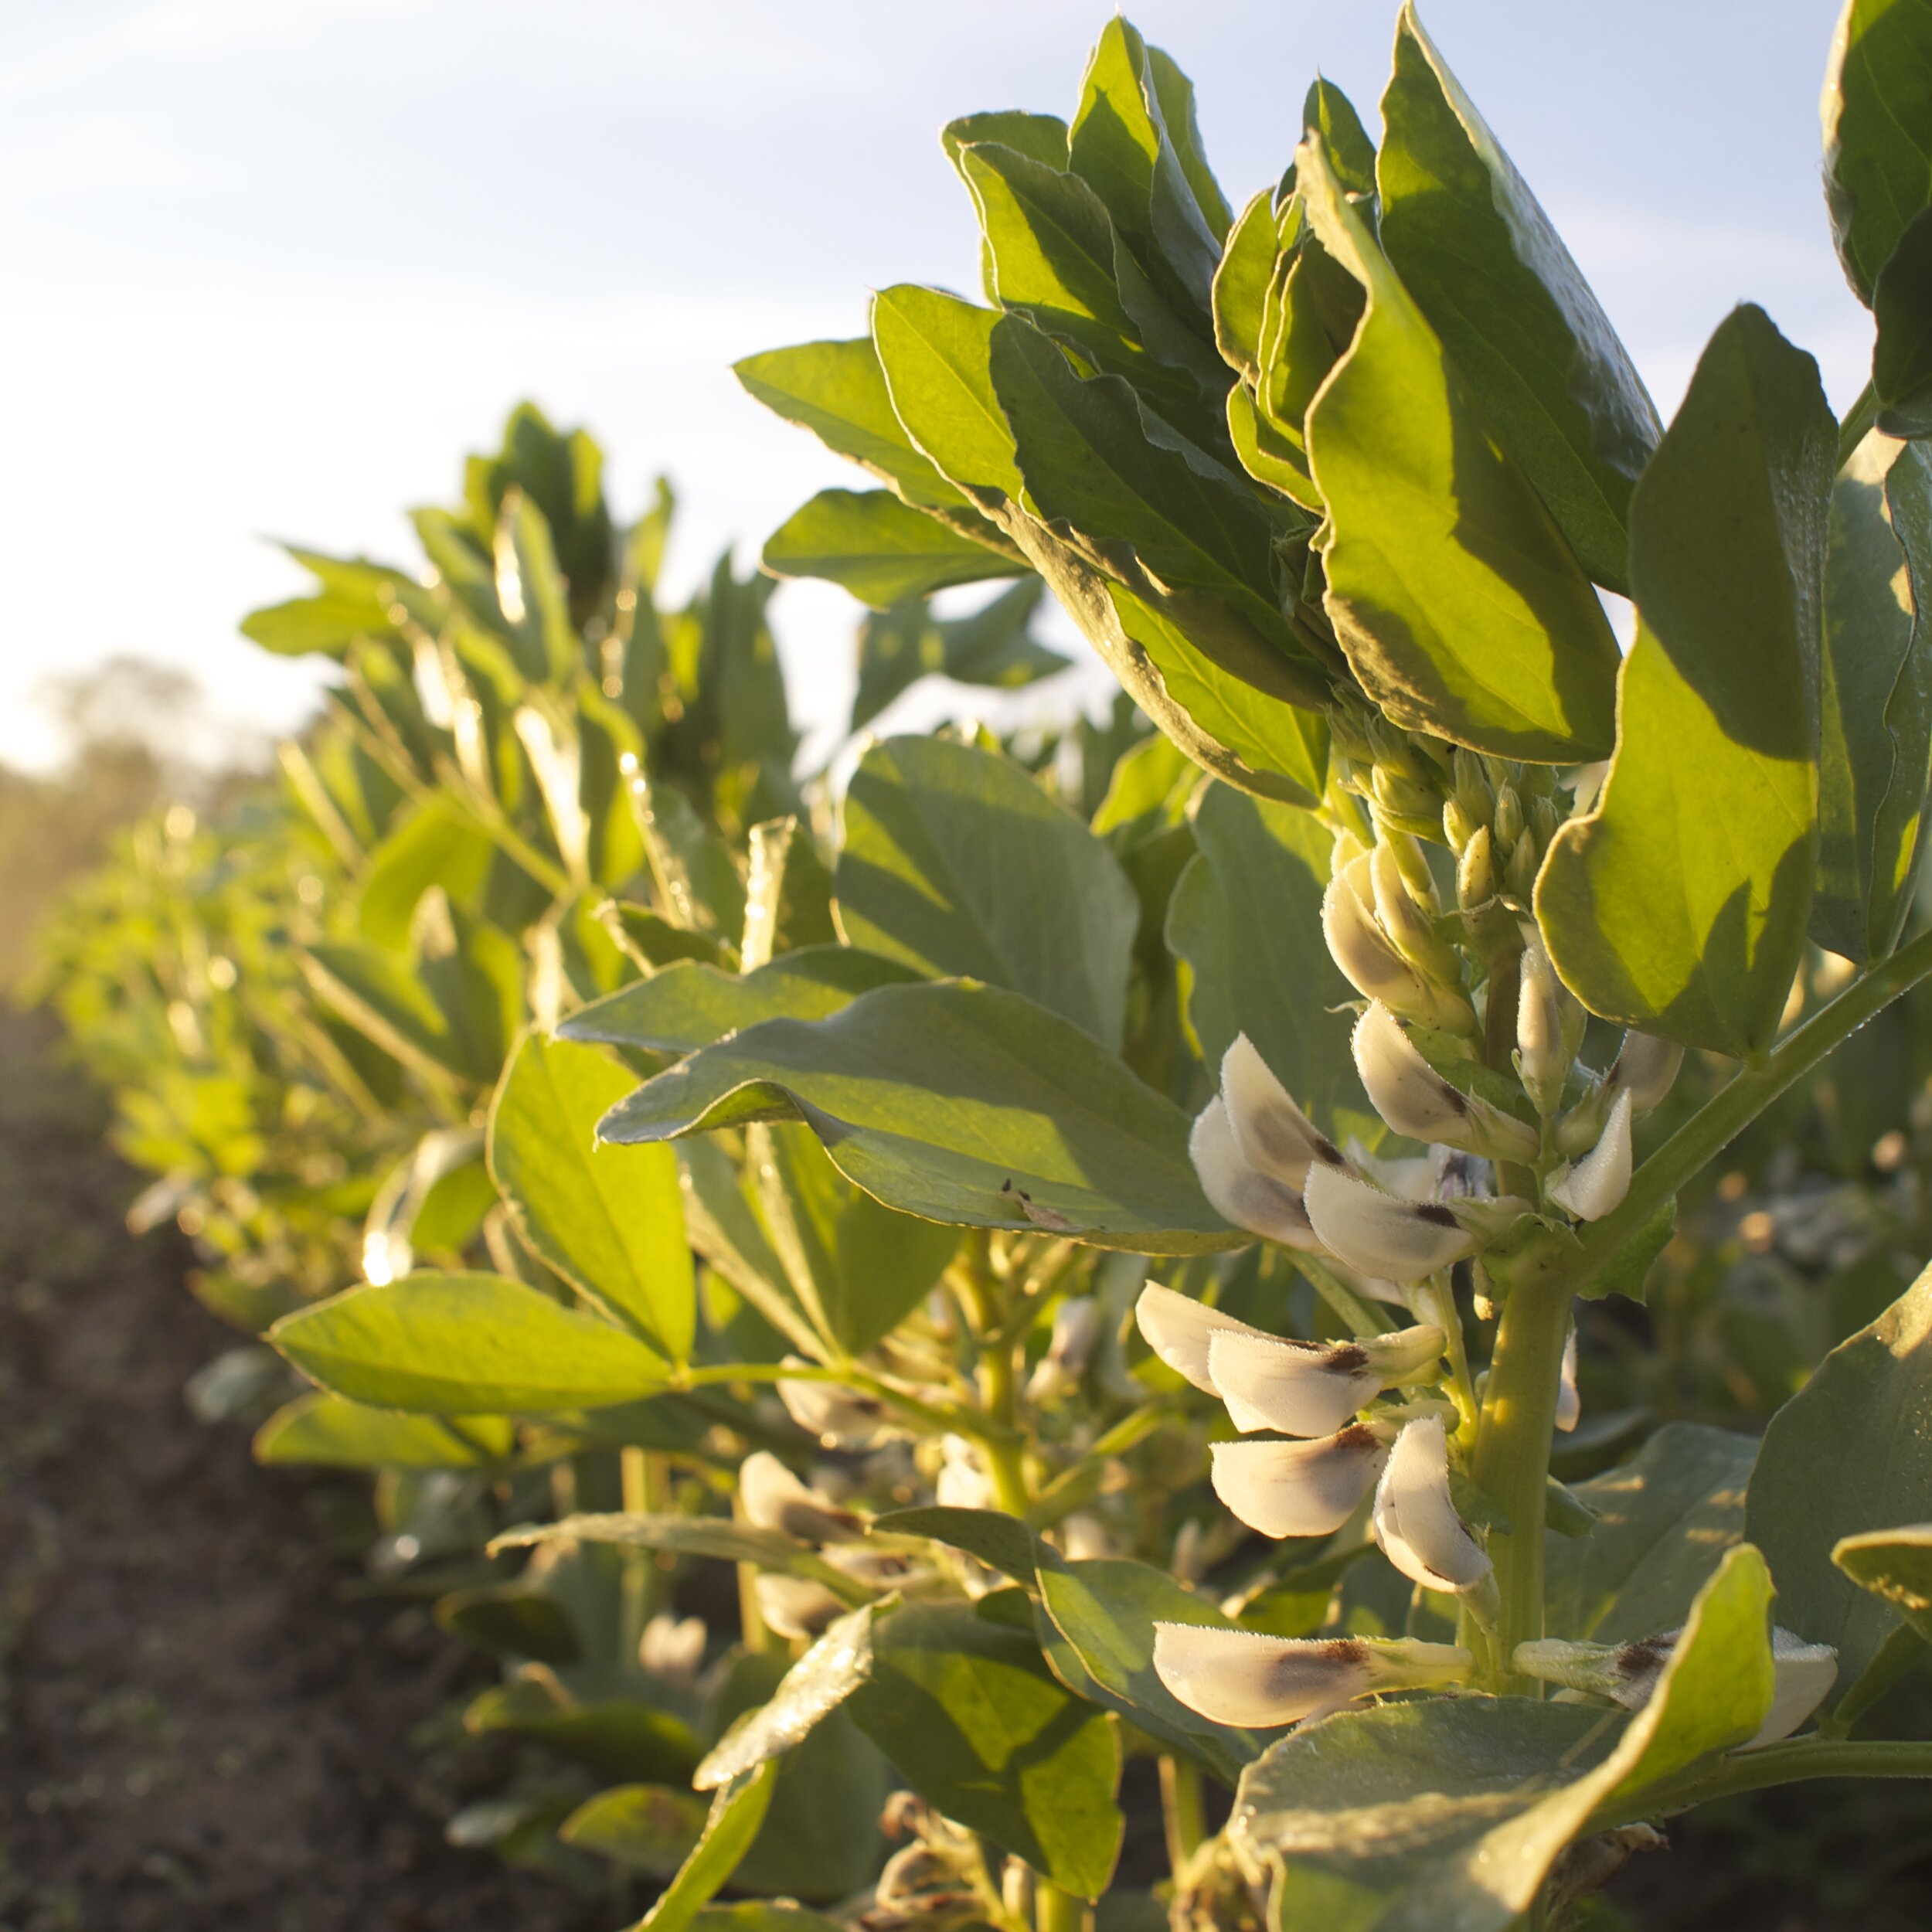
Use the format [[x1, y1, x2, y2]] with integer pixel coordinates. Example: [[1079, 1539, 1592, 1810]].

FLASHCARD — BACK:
[[1594, 1736, 1932, 1829], [1468, 1274, 1572, 1690], [1838, 379, 1878, 469], [1566, 923, 1932, 1298], [1034, 1879, 1089, 1932], [1160, 1753, 1208, 1876], [1296, 1255, 1386, 1338]]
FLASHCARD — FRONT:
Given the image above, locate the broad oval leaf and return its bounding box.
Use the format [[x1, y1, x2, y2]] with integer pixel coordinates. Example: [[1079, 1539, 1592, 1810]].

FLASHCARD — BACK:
[[253, 1391, 517, 1469], [760, 488, 1020, 610], [1824, 0, 1932, 305], [488, 1032, 696, 1359], [561, 948, 921, 1058], [597, 981, 1235, 1253], [1874, 206, 1932, 436], [1536, 304, 1838, 1054], [1298, 134, 1621, 763], [1747, 1258, 1932, 1689], [847, 1602, 1124, 1900], [269, 1272, 667, 1414], [697, 1602, 882, 1787], [872, 284, 1026, 499], [1377, 5, 1660, 592], [835, 734, 1140, 1047]]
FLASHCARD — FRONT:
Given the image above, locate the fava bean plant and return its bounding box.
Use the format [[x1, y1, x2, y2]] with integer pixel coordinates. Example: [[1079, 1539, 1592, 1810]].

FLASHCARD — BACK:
[[39, 5, 1932, 1930]]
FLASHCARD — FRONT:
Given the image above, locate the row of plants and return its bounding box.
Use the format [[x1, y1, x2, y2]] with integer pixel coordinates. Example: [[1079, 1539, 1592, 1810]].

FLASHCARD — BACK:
[[35, 3, 1932, 1927]]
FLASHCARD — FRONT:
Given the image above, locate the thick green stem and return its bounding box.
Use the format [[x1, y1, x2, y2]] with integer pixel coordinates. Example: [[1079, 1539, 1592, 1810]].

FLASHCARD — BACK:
[[1468, 1277, 1572, 1690], [1034, 1879, 1089, 1932], [1594, 1736, 1932, 1830], [1567, 923, 1932, 1299], [1838, 379, 1879, 469], [1160, 1753, 1208, 1876]]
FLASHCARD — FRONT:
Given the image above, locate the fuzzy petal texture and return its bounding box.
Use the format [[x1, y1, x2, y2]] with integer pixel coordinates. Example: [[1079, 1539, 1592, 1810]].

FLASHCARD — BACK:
[[1151, 1624, 1471, 1728], [1211, 1427, 1388, 1538], [1549, 1090, 1634, 1223], [1191, 1097, 1325, 1249], [753, 1573, 845, 1641], [1303, 1163, 1478, 1283], [739, 1450, 863, 1544], [1207, 1328, 1382, 1437], [1751, 1630, 1838, 1747], [1352, 1002, 1539, 1161], [1221, 1033, 1342, 1188], [1135, 1283, 1260, 1393], [1372, 1417, 1492, 1594]]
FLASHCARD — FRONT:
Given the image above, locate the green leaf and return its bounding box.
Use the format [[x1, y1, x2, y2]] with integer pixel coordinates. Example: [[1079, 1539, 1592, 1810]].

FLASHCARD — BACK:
[[466, 1676, 706, 1786], [1823, 0, 1932, 304], [696, 1603, 882, 1787], [761, 489, 1021, 610], [872, 1505, 1045, 1584], [1164, 782, 1369, 1139], [495, 488, 579, 685], [597, 981, 1235, 1253], [942, 110, 1069, 175], [1236, 1546, 1773, 1932], [253, 1392, 515, 1469], [988, 312, 1298, 662], [240, 590, 397, 659], [1814, 434, 1932, 957], [1834, 1526, 1932, 1645], [1869, 434, 1932, 956], [872, 284, 1026, 498], [847, 1602, 1123, 1899], [269, 1273, 666, 1414], [434, 1584, 581, 1665], [597, 902, 735, 974], [355, 798, 495, 949], [1543, 1422, 1756, 1642], [689, 1911, 842, 1932], [733, 338, 965, 512], [1876, 206, 1932, 436], [634, 1764, 779, 1932], [1747, 1258, 1932, 1689], [563, 949, 920, 1057], [675, 1138, 828, 1359], [1212, 190, 1279, 380], [853, 580, 1067, 732], [835, 734, 1140, 1047], [1376, 6, 1660, 592], [1033, 1554, 1264, 1784], [750, 1122, 960, 1357], [1146, 45, 1233, 240], [560, 1783, 709, 1876], [633, 777, 748, 943], [1303, 78, 1376, 199], [1536, 305, 1838, 1054], [488, 1033, 697, 1359], [1101, 581, 1329, 806], [1297, 134, 1621, 762]]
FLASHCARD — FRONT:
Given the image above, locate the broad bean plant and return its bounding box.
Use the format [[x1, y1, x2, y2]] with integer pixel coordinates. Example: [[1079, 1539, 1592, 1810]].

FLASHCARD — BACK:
[[43, 5, 1932, 1929]]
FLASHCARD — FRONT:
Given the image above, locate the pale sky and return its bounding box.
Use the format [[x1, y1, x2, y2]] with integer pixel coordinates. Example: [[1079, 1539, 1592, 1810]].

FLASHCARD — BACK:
[[1, 0, 1871, 772]]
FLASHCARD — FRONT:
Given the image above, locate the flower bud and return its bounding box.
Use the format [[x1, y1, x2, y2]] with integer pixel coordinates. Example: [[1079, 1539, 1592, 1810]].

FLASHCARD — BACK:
[[1151, 1624, 1473, 1730], [1442, 794, 1481, 854], [1457, 825, 1496, 911], [1504, 829, 1540, 901], [1372, 1416, 1493, 1596], [1555, 1323, 1580, 1434], [1190, 1098, 1325, 1250], [1135, 1282, 1255, 1392], [1549, 1090, 1633, 1223], [1219, 1034, 1342, 1189], [1493, 782, 1524, 852], [1452, 749, 1490, 828], [1515, 929, 1572, 1117], [1323, 864, 1476, 1035], [1370, 762, 1440, 827], [1301, 1164, 1479, 1283], [740, 1451, 864, 1544], [1206, 1322, 1444, 1437], [1352, 1002, 1540, 1162], [1210, 1427, 1389, 1538], [1530, 794, 1560, 852], [1369, 844, 1462, 985]]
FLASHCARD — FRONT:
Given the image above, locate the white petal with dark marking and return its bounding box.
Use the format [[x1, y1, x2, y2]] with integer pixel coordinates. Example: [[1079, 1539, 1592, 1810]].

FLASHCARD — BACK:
[[1211, 1427, 1388, 1538]]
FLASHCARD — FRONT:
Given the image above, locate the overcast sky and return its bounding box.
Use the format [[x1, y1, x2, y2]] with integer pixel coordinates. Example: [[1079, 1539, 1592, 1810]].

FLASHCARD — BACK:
[[1, 0, 1870, 770]]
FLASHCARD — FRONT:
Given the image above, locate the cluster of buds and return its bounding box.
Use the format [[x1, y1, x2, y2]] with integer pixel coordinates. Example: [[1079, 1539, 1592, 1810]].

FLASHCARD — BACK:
[[1439, 750, 1563, 920]]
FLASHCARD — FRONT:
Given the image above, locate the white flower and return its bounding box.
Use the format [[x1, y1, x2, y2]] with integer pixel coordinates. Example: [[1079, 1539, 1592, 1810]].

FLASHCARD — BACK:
[[1027, 1296, 1103, 1405], [1151, 1623, 1473, 1729], [740, 1451, 862, 1544], [1352, 1002, 1539, 1162], [1134, 1285, 1444, 1431], [1611, 1031, 1685, 1114], [777, 1364, 892, 1448], [1322, 859, 1475, 1035], [1206, 1323, 1444, 1437], [1210, 1427, 1389, 1538], [754, 1573, 846, 1641], [1302, 1164, 1478, 1283], [1190, 1097, 1325, 1249], [638, 1612, 708, 1685], [1515, 927, 1574, 1117], [1219, 1033, 1343, 1188], [1372, 1417, 1492, 1595], [1514, 1627, 1837, 1748], [1549, 1090, 1634, 1223], [1555, 1322, 1580, 1434], [936, 1433, 994, 1510]]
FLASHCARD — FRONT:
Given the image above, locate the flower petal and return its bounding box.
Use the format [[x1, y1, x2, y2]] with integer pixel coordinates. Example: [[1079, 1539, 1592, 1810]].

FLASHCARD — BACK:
[[1372, 1417, 1492, 1593], [740, 1450, 863, 1543], [1135, 1282, 1260, 1393], [1151, 1623, 1472, 1728], [1221, 1033, 1342, 1188], [1555, 1322, 1580, 1434], [753, 1573, 846, 1641], [1211, 1427, 1387, 1538], [1303, 1164, 1477, 1282], [1207, 1328, 1381, 1436], [1611, 1031, 1685, 1114], [1751, 1629, 1838, 1747], [1191, 1097, 1325, 1249], [1352, 1002, 1539, 1162], [777, 1369, 891, 1448], [1549, 1090, 1633, 1223]]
